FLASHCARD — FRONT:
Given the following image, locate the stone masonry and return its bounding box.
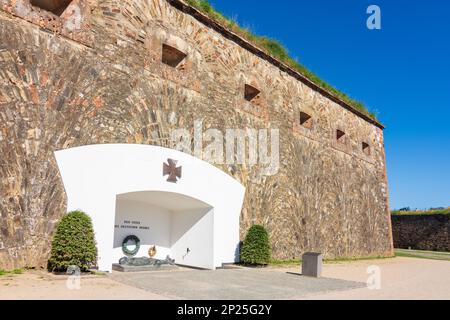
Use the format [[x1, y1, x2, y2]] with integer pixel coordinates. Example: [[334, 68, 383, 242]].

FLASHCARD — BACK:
[[392, 215, 450, 252], [0, 0, 393, 269]]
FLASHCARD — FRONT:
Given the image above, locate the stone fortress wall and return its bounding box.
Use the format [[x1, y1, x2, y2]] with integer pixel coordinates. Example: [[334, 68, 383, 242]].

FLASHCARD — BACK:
[[392, 215, 450, 252], [0, 0, 393, 269]]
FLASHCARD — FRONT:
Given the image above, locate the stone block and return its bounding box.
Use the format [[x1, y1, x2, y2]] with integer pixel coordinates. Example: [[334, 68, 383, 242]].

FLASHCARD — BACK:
[[302, 252, 323, 278], [112, 263, 179, 272]]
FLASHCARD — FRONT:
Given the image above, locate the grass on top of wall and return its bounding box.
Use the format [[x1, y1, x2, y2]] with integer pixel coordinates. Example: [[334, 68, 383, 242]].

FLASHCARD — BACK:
[[391, 207, 450, 216], [184, 0, 377, 120]]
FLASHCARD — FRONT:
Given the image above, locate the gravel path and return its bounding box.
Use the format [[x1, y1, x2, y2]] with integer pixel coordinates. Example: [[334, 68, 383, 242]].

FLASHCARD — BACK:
[[0, 271, 166, 300], [302, 257, 450, 300], [109, 268, 363, 300], [1, 256, 449, 300]]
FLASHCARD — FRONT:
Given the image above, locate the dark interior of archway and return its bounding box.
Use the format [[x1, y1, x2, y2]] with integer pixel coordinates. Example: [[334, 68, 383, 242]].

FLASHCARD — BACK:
[[30, 0, 73, 16]]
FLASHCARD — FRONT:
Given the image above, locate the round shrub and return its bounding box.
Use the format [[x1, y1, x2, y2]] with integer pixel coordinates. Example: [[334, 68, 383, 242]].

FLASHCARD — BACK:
[[240, 225, 271, 266], [48, 210, 97, 272]]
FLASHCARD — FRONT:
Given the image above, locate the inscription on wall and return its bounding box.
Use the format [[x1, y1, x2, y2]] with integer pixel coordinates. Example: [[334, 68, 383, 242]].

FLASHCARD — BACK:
[[114, 220, 150, 230]]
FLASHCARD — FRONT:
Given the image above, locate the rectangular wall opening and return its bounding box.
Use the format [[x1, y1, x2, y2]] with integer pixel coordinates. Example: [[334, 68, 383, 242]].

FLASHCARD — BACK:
[[336, 129, 346, 144], [30, 0, 73, 16], [244, 84, 261, 102], [162, 44, 187, 68], [113, 192, 214, 270], [300, 112, 313, 129], [362, 142, 371, 155]]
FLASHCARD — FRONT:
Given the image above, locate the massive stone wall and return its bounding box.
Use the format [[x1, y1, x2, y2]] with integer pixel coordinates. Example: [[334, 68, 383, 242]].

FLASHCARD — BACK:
[[392, 215, 450, 252], [0, 0, 393, 269]]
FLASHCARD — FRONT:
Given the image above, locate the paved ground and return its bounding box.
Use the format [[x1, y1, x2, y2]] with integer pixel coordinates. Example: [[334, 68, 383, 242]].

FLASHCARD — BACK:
[[0, 271, 163, 300], [109, 268, 363, 300], [305, 256, 450, 300], [1, 256, 449, 299]]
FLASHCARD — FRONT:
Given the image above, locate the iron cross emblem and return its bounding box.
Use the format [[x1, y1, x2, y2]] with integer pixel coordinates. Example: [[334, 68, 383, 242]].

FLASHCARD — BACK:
[[163, 159, 182, 183]]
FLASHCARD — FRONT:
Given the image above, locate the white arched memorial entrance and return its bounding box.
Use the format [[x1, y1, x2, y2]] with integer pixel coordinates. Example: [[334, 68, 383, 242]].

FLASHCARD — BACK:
[[55, 144, 245, 272]]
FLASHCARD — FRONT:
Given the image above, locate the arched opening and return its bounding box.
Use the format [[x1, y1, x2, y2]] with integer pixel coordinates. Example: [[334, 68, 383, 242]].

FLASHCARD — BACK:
[[55, 144, 245, 272], [113, 191, 214, 270]]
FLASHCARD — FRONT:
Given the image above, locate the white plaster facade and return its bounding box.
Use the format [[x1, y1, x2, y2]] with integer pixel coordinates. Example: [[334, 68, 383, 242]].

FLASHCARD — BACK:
[[54, 144, 245, 272]]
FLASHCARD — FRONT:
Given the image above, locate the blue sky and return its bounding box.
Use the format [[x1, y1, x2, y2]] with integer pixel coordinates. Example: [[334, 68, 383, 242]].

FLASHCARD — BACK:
[[209, 0, 450, 210]]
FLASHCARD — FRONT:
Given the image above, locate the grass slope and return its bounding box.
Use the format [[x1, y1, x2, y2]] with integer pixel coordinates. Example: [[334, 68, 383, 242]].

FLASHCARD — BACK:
[[395, 249, 450, 261], [391, 207, 450, 216], [184, 0, 376, 119]]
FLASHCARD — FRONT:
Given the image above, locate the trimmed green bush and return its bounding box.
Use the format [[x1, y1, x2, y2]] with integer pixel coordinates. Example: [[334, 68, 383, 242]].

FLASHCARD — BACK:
[[48, 210, 97, 272], [241, 225, 271, 266]]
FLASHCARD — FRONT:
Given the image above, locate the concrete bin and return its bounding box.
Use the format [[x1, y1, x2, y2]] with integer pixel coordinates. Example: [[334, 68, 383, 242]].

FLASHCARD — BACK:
[[302, 252, 323, 278]]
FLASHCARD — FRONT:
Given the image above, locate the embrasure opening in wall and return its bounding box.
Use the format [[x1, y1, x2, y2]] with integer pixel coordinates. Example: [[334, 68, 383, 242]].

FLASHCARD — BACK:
[[244, 84, 260, 102], [300, 112, 313, 129], [336, 129, 346, 144], [362, 142, 371, 155], [30, 0, 73, 16], [162, 44, 187, 68]]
